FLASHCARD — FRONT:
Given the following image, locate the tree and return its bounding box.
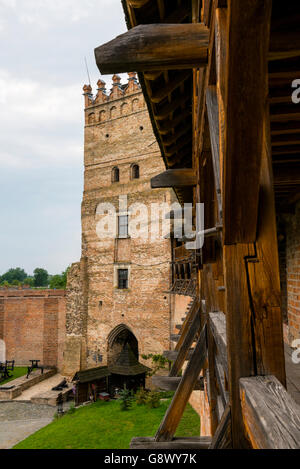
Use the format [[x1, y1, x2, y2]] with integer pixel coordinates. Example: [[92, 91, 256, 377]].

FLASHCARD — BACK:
[[23, 277, 34, 287], [0, 268, 27, 284], [33, 268, 49, 287], [49, 268, 69, 290]]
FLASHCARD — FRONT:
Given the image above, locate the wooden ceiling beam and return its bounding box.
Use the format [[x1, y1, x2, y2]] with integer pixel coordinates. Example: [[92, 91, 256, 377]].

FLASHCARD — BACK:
[[272, 134, 300, 146], [151, 169, 197, 189], [154, 95, 189, 120], [157, 109, 191, 134], [126, 0, 150, 7], [151, 71, 191, 103], [271, 121, 300, 135], [95, 24, 209, 74], [164, 135, 192, 158], [269, 31, 300, 61], [162, 125, 192, 146]]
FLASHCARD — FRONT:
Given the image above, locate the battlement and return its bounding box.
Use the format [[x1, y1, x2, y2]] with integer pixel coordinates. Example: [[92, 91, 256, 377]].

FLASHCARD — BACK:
[[83, 72, 141, 109]]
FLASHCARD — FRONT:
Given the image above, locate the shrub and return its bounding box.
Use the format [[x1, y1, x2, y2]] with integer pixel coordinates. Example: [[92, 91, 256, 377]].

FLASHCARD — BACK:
[[135, 387, 149, 406], [146, 391, 161, 409], [119, 386, 134, 411]]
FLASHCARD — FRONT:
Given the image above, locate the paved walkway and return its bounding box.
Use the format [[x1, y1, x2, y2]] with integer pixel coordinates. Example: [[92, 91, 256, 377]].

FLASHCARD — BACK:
[[14, 374, 65, 401], [0, 402, 55, 449]]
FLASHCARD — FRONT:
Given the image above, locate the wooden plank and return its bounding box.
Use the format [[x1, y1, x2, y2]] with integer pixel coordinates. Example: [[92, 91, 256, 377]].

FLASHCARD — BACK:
[[130, 437, 212, 450], [240, 376, 300, 449], [127, 0, 149, 7], [269, 31, 300, 61], [152, 376, 204, 391], [207, 320, 219, 435], [209, 404, 232, 449], [209, 312, 228, 377], [155, 326, 207, 442], [223, 0, 272, 244], [151, 170, 197, 188], [223, 243, 255, 449], [95, 24, 209, 74], [206, 85, 222, 221], [169, 307, 201, 377], [163, 349, 193, 361], [246, 106, 286, 383], [215, 356, 229, 408]]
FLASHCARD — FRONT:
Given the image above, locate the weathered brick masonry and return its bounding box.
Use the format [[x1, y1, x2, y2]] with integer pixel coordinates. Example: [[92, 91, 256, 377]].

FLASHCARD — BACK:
[[63, 74, 174, 376], [0, 289, 66, 368], [280, 201, 300, 345]]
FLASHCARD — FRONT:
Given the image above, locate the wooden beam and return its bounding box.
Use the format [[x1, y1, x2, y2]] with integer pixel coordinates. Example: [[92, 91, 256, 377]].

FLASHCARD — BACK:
[[209, 312, 228, 377], [152, 376, 204, 391], [209, 404, 232, 449], [154, 95, 189, 121], [95, 24, 209, 74], [151, 169, 197, 189], [223, 0, 272, 244], [155, 326, 207, 442], [163, 349, 193, 361], [126, 0, 149, 7], [206, 85, 222, 221], [151, 71, 191, 103], [130, 437, 212, 450], [240, 376, 300, 449], [169, 306, 201, 377], [269, 31, 300, 61]]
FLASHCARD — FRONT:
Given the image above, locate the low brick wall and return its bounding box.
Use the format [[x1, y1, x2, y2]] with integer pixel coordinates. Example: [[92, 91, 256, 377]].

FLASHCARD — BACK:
[[0, 368, 56, 400]]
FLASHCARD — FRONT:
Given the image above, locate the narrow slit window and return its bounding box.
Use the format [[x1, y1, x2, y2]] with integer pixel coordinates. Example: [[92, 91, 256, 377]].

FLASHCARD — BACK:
[[118, 215, 128, 238], [112, 167, 119, 183], [118, 269, 128, 289]]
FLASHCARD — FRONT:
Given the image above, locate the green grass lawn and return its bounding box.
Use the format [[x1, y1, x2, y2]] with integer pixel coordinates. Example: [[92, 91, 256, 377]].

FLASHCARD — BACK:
[[0, 367, 28, 385], [14, 398, 200, 449]]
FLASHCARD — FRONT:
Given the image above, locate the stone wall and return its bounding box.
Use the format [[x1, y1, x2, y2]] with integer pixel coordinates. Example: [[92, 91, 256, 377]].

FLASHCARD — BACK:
[[0, 289, 66, 369], [64, 74, 174, 376], [280, 201, 300, 345]]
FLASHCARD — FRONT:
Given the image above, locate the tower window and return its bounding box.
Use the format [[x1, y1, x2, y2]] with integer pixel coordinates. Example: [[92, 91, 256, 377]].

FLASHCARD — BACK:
[[131, 164, 140, 180], [112, 167, 119, 183], [118, 269, 128, 289], [118, 215, 128, 238]]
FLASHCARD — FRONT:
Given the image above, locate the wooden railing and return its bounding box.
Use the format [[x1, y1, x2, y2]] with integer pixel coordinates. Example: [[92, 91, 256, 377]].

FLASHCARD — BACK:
[[207, 311, 300, 449]]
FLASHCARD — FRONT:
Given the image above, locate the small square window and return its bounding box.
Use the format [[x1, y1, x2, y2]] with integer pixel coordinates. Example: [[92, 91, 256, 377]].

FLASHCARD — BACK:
[[118, 269, 128, 289], [118, 215, 128, 238]]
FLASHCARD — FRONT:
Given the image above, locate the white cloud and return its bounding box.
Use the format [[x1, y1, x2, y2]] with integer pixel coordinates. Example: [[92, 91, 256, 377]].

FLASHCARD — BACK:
[[0, 70, 83, 168]]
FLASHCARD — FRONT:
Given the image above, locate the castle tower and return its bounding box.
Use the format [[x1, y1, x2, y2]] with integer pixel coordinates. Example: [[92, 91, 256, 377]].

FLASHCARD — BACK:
[[64, 74, 174, 376]]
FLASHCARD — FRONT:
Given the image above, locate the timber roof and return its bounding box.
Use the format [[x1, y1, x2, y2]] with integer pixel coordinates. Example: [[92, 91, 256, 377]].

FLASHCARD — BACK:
[[109, 343, 151, 376], [119, 0, 300, 210], [73, 366, 111, 383]]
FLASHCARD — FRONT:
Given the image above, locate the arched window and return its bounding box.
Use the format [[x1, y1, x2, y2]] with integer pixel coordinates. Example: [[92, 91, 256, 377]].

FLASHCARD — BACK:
[[132, 98, 139, 112], [131, 164, 140, 180], [110, 106, 117, 119], [112, 167, 119, 183], [99, 110, 106, 122], [88, 112, 95, 124]]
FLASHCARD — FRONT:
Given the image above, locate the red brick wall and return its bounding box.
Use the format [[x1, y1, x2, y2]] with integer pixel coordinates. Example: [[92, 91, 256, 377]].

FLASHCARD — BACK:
[[280, 202, 300, 345], [0, 290, 66, 369]]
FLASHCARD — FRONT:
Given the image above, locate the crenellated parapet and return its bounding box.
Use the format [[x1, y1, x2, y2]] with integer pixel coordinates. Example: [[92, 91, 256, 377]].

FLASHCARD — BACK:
[[83, 72, 140, 108], [83, 72, 144, 125]]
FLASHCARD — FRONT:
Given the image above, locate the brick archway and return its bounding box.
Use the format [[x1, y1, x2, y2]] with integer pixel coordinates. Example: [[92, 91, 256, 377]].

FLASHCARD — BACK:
[[107, 324, 138, 366]]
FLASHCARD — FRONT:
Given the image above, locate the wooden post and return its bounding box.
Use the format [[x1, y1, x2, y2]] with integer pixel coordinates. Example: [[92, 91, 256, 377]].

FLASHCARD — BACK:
[[155, 326, 207, 442]]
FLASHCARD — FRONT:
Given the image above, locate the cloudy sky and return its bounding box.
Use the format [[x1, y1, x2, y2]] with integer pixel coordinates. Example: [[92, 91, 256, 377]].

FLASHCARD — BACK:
[[0, 0, 127, 275]]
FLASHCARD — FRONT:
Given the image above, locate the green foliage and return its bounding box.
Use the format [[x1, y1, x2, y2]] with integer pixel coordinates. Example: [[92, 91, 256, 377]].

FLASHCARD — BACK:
[[14, 399, 200, 449], [33, 268, 49, 287], [49, 268, 69, 290], [0, 267, 27, 284], [141, 353, 171, 377], [23, 277, 34, 287], [119, 385, 134, 411], [146, 391, 161, 409], [135, 387, 149, 405], [157, 390, 175, 399]]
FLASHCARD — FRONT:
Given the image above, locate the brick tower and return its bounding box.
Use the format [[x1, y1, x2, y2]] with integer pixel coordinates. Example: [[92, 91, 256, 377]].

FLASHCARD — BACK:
[[63, 74, 174, 376]]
